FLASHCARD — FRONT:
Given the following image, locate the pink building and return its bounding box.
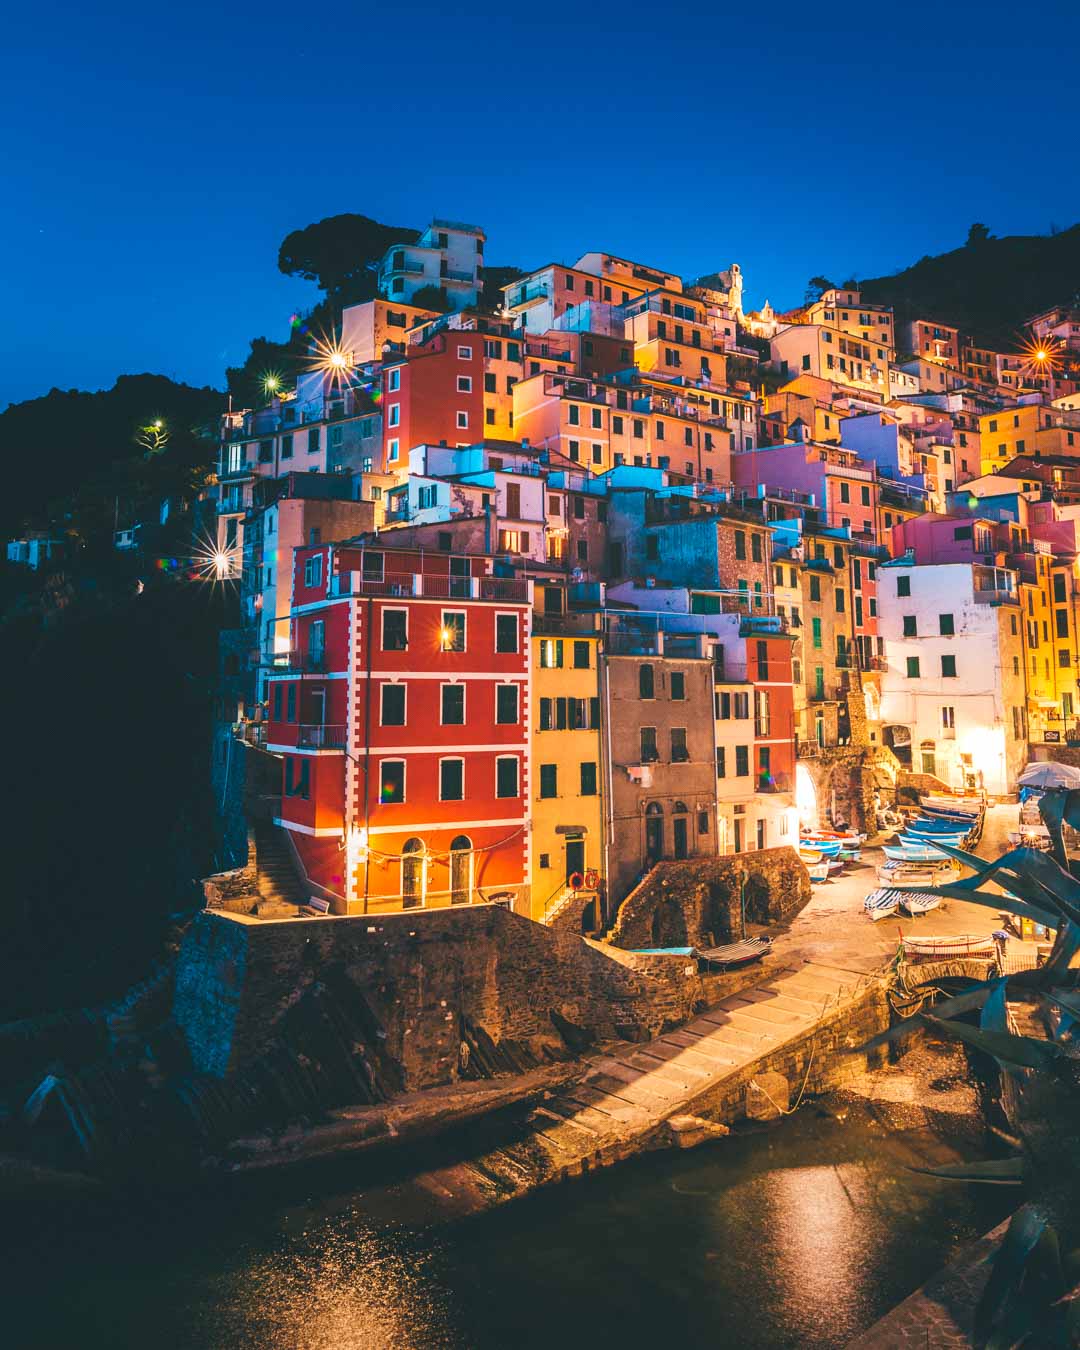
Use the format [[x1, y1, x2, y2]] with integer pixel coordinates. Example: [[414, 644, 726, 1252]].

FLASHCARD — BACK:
[[732, 429, 879, 537]]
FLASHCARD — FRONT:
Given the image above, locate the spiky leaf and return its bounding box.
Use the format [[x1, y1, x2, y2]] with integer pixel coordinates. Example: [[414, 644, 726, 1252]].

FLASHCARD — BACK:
[[923, 1015, 1065, 1070], [911, 1157, 1025, 1185]]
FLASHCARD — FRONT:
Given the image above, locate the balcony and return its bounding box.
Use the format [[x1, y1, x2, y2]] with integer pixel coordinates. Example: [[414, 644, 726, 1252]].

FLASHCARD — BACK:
[[442, 268, 474, 284], [758, 773, 792, 793], [533, 612, 602, 636], [297, 724, 347, 749], [509, 282, 549, 308], [234, 722, 267, 748], [331, 571, 531, 603], [973, 586, 1019, 606], [269, 650, 329, 673], [381, 259, 425, 278]]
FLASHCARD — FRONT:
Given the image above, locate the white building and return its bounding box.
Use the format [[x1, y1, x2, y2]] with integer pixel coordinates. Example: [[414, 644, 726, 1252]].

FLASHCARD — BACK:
[[878, 559, 1028, 794], [378, 219, 485, 308]]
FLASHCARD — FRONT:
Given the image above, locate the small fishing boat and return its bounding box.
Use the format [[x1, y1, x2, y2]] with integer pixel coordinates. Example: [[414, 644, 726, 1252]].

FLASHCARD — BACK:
[[864, 888, 902, 920], [698, 936, 772, 969], [883, 843, 951, 862], [904, 816, 973, 836], [900, 892, 941, 916], [807, 859, 831, 882], [900, 933, 998, 959], [919, 804, 982, 823], [877, 858, 957, 887], [807, 829, 866, 846], [898, 832, 966, 850], [800, 836, 843, 858]]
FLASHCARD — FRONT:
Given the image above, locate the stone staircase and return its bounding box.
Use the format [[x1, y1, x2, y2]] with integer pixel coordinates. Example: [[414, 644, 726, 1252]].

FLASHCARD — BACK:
[[253, 821, 308, 917]]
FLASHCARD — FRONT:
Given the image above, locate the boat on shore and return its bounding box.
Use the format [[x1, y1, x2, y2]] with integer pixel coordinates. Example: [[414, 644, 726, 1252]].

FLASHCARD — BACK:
[[900, 933, 998, 959]]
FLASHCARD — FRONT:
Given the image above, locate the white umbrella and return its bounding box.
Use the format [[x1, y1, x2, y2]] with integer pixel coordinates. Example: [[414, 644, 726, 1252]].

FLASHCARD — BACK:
[[1018, 762, 1080, 790]]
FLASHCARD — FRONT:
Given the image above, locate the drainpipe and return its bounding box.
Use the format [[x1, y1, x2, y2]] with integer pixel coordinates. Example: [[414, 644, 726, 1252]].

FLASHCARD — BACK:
[[599, 628, 614, 926], [362, 594, 374, 912]]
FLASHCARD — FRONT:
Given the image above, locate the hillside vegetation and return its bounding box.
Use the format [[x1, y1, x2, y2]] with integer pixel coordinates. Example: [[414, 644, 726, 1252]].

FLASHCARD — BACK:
[[855, 224, 1080, 349]]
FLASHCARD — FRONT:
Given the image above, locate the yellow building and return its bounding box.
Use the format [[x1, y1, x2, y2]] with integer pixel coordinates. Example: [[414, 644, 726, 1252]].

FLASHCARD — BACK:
[[530, 616, 604, 922], [979, 404, 1080, 475]]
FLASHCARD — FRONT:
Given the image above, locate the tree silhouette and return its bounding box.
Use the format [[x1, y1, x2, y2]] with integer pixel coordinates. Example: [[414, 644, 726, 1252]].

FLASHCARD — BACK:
[[966, 222, 992, 247], [278, 213, 419, 305]]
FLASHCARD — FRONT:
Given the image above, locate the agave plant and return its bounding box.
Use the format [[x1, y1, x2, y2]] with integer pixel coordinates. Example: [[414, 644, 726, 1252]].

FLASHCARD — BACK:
[[863, 789, 1080, 1345]]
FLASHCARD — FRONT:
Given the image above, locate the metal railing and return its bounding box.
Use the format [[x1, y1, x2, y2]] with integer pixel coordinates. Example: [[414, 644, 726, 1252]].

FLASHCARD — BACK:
[[297, 724, 347, 749], [269, 650, 328, 673]]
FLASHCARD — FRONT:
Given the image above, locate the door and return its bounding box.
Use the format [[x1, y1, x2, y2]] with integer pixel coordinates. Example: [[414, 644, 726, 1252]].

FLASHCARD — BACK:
[[449, 556, 470, 599], [734, 818, 744, 854], [645, 807, 664, 863], [565, 837, 585, 883], [673, 816, 689, 859]]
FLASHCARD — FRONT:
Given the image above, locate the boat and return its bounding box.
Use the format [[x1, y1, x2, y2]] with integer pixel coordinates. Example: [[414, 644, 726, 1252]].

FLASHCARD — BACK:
[[900, 892, 941, 916], [900, 933, 998, 959], [883, 843, 952, 862], [805, 829, 865, 846], [864, 888, 901, 920], [698, 936, 772, 969], [877, 858, 957, 887], [898, 832, 967, 850], [800, 837, 843, 858], [919, 804, 982, 823], [903, 816, 974, 836], [799, 848, 823, 863], [806, 860, 831, 883]]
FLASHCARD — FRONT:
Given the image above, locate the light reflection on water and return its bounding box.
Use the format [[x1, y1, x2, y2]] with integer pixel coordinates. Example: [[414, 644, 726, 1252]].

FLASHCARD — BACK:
[[4, 1100, 1014, 1350]]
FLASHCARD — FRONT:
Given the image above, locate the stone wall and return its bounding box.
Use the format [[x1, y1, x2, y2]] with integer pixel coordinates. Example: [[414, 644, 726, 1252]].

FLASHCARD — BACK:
[[172, 906, 731, 1086], [605, 847, 810, 951], [798, 746, 881, 832]]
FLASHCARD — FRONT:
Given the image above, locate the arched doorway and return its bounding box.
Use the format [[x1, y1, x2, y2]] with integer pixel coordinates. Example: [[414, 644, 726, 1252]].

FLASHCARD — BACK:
[[795, 763, 817, 830], [672, 801, 690, 859], [645, 802, 664, 864], [401, 838, 425, 909], [449, 835, 472, 905]]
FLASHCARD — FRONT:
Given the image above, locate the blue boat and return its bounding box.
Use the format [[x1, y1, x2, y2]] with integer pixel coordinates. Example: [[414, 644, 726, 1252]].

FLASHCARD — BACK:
[[883, 843, 950, 862], [899, 832, 966, 849], [800, 837, 843, 858], [904, 816, 971, 835]]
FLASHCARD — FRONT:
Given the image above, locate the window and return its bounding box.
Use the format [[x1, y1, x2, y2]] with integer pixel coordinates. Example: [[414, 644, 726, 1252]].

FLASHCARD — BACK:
[[539, 764, 558, 799], [812, 617, 822, 649], [400, 838, 424, 908], [379, 759, 405, 804], [897, 575, 911, 596], [939, 613, 955, 636], [716, 747, 726, 778], [304, 554, 323, 589], [382, 609, 407, 651], [308, 619, 325, 667], [671, 728, 689, 762], [734, 530, 746, 560], [809, 576, 821, 602], [285, 683, 297, 723], [640, 726, 658, 762], [456, 375, 472, 393], [941, 654, 957, 677], [495, 684, 518, 724], [441, 683, 465, 725], [835, 589, 845, 613], [670, 671, 685, 700], [639, 664, 655, 699], [440, 759, 465, 801], [272, 683, 283, 721], [539, 638, 563, 669], [285, 756, 310, 799], [388, 403, 400, 428], [307, 428, 320, 453], [1057, 609, 1070, 639], [941, 706, 955, 730], [381, 683, 406, 726], [388, 368, 400, 391], [751, 533, 763, 563], [573, 641, 590, 669], [1060, 649, 1072, 668], [735, 745, 749, 777], [907, 656, 921, 678], [839, 481, 850, 504], [281, 434, 293, 459], [457, 345, 473, 360], [440, 611, 466, 652], [495, 756, 519, 798], [902, 615, 917, 637], [861, 485, 871, 506], [455, 411, 469, 430], [495, 613, 518, 653]]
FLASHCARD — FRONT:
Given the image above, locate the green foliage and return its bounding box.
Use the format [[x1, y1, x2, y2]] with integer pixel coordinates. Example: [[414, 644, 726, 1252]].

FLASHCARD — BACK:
[[857, 223, 1080, 349], [481, 264, 525, 311], [277, 213, 419, 305], [411, 283, 453, 313], [0, 374, 222, 539], [967, 222, 993, 246]]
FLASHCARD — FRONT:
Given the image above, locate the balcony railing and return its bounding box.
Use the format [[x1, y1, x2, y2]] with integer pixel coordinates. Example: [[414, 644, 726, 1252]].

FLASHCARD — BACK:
[[331, 571, 530, 602], [533, 612, 601, 636], [297, 724, 347, 749], [269, 650, 328, 673]]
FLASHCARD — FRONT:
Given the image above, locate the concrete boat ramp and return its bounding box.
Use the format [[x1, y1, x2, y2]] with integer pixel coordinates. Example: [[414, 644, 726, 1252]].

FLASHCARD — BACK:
[[408, 957, 887, 1216]]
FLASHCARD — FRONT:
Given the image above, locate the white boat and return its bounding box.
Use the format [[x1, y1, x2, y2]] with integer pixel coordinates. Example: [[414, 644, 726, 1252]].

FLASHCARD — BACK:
[[901, 933, 998, 959], [900, 892, 941, 916], [884, 844, 951, 862], [864, 888, 901, 920]]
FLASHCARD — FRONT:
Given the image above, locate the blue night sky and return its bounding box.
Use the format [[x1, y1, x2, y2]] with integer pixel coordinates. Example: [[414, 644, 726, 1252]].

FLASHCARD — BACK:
[[5, 0, 1078, 409]]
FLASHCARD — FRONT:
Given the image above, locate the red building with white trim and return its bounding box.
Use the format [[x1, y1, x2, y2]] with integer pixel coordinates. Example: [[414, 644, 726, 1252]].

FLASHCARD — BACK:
[[267, 543, 532, 914]]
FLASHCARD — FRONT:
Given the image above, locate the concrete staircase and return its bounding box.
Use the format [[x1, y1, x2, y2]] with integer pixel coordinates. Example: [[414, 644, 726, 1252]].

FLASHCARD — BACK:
[[253, 822, 308, 917]]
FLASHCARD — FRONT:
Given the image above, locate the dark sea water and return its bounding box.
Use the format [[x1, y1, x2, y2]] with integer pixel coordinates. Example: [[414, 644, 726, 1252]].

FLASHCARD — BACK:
[[4, 1100, 1013, 1349]]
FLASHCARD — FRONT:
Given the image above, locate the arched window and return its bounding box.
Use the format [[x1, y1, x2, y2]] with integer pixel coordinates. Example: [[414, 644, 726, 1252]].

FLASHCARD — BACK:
[[673, 800, 689, 815], [449, 835, 472, 905], [639, 664, 654, 699], [645, 801, 664, 863], [401, 838, 425, 909]]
